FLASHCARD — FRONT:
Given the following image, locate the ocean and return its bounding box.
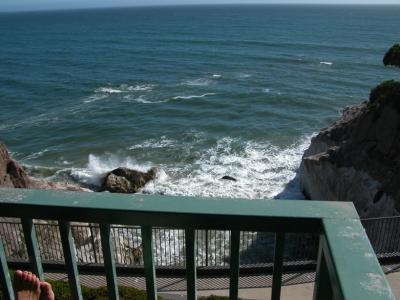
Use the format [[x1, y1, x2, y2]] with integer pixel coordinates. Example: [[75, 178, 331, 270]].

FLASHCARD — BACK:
[[0, 4, 399, 199]]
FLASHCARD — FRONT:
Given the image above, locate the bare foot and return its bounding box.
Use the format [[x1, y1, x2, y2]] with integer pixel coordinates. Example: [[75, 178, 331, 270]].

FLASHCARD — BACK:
[[14, 270, 41, 300], [39, 282, 54, 300]]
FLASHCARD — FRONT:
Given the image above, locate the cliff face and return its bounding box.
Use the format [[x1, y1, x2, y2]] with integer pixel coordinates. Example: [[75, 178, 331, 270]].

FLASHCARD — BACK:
[[0, 143, 90, 192], [300, 81, 400, 218]]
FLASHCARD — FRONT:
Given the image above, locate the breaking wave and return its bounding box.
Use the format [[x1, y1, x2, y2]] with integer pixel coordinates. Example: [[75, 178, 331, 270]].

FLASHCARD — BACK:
[[59, 135, 311, 199]]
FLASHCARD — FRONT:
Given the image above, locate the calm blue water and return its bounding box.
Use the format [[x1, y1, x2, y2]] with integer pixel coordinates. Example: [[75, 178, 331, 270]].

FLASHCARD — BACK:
[[0, 5, 399, 198]]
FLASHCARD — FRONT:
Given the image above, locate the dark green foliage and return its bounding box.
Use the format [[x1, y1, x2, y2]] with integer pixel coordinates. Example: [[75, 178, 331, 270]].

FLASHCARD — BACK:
[[383, 44, 400, 67], [369, 80, 400, 112]]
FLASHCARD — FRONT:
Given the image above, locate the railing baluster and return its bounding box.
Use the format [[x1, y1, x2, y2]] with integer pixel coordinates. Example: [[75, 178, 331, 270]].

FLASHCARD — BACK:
[[0, 236, 14, 300], [99, 223, 119, 300], [229, 230, 240, 300], [59, 221, 83, 300], [271, 232, 285, 300], [185, 229, 197, 300], [313, 235, 333, 300], [21, 219, 44, 280], [142, 226, 157, 300]]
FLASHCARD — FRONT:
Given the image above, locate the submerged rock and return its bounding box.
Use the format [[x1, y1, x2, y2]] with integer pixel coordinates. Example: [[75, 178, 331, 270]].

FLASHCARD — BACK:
[[299, 81, 400, 218], [221, 175, 237, 181], [100, 167, 157, 193]]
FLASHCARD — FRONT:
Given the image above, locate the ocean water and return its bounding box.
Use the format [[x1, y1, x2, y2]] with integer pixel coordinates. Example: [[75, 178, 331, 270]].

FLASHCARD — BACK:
[[0, 5, 399, 199]]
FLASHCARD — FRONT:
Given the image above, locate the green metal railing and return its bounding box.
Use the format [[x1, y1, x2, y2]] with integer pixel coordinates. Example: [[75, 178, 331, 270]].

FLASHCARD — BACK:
[[0, 188, 395, 300]]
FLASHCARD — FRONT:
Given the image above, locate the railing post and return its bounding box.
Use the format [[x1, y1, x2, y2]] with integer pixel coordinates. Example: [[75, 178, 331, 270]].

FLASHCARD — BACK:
[[313, 235, 333, 300], [185, 229, 197, 300], [99, 224, 119, 300], [59, 221, 83, 300], [229, 230, 240, 300], [0, 236, 14, 300], [21, 219, 44, 280], [141, 226, 157, 300], [271, 232, 285, 300]]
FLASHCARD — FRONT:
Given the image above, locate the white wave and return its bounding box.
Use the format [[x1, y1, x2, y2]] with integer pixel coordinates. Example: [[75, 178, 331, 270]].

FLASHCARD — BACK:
[[320, 61, 333, 65], [129, 136, 176, 150], [20, 149, 49, 161], [143, 136, 312, 200], [95, 87, 123, 94], [69, 154, 153, 187], [181, 78, 212, 86], [212, 74, 222, 78], [122, 95, 167, 104], [124, 84, 155, 91], [172, 93, 216, 100], [262, 88, 271, 93], [236, 73, 252, 79]]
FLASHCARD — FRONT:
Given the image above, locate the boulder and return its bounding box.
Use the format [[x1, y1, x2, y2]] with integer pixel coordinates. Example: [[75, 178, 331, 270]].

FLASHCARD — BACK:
[[299, 81, 400, 218], [0, 144, 30, 188], [100, 167, 157, 193]]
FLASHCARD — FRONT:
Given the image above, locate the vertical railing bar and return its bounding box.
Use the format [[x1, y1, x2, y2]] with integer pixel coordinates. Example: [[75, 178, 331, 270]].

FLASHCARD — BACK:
[[229, 230, 240, 300], [99, 223, 119, 300], [89, 224, 98, 263], [312, 235, 333, 300], [205, 230, 209, 267], [21, 219, 44, 280], [271, 232, 285, 300], [0, 236, 14, 300], [59, 221, 83, 300], [185, 229, 197, 300], [142, 226, 157, 300]]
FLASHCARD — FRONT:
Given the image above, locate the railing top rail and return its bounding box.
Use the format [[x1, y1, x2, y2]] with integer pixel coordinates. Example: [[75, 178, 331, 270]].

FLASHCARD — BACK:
[[0, 188, 358, 232]]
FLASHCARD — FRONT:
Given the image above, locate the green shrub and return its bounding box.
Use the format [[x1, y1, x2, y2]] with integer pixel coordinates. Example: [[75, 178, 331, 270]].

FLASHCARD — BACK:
[[369, 80, 400, 112], [383, 44, 400, 67]]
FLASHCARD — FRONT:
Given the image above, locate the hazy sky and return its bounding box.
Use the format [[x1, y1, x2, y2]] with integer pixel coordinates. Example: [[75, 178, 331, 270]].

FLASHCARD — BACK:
[[0, 0, 399, 12]]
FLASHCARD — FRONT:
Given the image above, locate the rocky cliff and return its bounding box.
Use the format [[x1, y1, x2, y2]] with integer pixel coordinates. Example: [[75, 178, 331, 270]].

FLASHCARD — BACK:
[[0, 143, 91, 192], [299, 81, 400, 218]]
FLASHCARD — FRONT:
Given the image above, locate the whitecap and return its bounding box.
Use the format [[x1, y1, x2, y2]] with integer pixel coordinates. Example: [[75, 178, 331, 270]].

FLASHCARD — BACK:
[[172, 93, 216, 100], [181, 78, 212, 86], [129, 136, 176, 150], [126, 84, 155, 92], [262, 88, 271, 93], [320, 61, 333, 65], [95, 87, 124, 94], [212, 74, 222, 78]]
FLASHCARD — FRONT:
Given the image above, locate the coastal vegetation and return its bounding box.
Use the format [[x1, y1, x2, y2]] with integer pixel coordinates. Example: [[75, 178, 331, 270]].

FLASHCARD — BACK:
[[383, 43, 400, 67]]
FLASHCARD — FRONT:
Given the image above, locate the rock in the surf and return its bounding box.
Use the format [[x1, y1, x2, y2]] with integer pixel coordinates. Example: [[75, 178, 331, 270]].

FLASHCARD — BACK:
[[383, 44, 400, 67], [100, 167, 157, 193], [221, 175, 237, 181]]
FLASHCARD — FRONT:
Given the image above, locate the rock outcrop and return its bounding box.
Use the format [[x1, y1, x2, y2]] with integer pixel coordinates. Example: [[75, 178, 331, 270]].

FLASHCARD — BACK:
[[0, 143, 90, 192], [100, 167, 157, 193], [0, 144, 30, 188], [299, 81, 400, 218]]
